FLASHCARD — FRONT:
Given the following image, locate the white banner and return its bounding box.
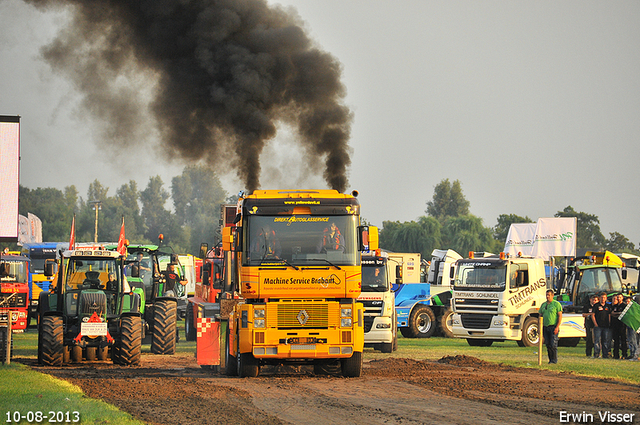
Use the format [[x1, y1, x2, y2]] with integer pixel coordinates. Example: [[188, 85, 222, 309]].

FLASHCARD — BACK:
[[28, 212, 43, 243], [504, 223, 537, 256], [504, 218, 577, 258], [532, 217, 576, 258], [17, 214, 30, 246]]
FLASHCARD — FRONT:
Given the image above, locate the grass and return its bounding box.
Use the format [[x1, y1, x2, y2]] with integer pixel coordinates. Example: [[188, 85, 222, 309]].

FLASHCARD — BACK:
[[3, 320, 639, 424], [364, 335, 640, 385]]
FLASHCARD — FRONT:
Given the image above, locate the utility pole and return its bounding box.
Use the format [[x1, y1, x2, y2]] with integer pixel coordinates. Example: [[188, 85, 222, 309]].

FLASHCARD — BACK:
[[90, 201, 102, 243]]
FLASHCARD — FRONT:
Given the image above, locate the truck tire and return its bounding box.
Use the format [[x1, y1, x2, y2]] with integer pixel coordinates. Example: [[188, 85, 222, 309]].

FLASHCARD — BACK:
[[392, 334, 398, 352], [408, 305, 436, 338], [224, 327, 237, 376], [521, 317, 539, 347], [237, 352, 259, 378], [466, 338, 493, 347], [314, 360, 341, 375], [341, 351, 363, 377], [118, 316, 142, 366], [439, 308, 455, 338], [185, 304, 196, 342], [151, 300, 177, 355], [380, 342, 393, 353], [39, 316, 64, 366]]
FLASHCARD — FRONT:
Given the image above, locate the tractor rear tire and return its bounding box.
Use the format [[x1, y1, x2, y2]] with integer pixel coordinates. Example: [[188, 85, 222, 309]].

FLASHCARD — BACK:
[[151, 300, 177, 355], [408, 305, 436, 338], [341, 351, 363, 377], [39, 316, 64, 366], [118, 315, 142, 366], [185, 304, 196, 342]]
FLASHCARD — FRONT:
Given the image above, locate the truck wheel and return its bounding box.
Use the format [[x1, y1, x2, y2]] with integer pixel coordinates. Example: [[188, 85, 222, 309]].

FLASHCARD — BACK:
[[341, 351, 363, 377], [408, 305, 436, 338], [380, 342, 393, 353], [39, 316, 64, 366], [399, 327, 413, 338], [224, 326, 237, 376], [118, 315, 142, 366], [521, 317, 539, 347], [466, 338, 493, 347], [151, 300, 177, 355], [185, 304, 196, 342], [392, 334, 398, 351], [439, 309, 455, 338], [314, 360, 341, 375], [237, 352, 259, 378]]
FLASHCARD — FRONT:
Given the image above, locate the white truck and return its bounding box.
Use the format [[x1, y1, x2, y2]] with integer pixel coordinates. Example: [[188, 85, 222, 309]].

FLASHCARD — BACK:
[[450, 252, 587, 347], [358, 251, 397, 353]]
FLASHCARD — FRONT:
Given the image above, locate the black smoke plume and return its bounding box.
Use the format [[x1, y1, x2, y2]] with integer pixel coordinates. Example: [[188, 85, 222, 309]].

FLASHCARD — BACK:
[[25, 0, 352, 193]]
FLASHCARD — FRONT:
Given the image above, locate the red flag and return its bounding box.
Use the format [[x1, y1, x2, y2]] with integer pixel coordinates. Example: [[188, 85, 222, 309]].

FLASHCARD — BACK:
[[68, 215, 76, 250], [117, 217, 126, 255]]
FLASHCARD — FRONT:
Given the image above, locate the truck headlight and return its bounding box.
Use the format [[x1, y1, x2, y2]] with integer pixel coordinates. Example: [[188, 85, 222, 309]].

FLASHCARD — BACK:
[[341, 307, 352, 318], [254, 319, 265, 328], [254, 308, 265, 318], [341, 318, 352, 327], [254, 309, 265, 327]]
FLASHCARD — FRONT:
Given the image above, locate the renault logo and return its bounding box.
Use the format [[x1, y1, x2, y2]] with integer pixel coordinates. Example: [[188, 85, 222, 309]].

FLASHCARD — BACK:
[[297, 310, 309, 325]]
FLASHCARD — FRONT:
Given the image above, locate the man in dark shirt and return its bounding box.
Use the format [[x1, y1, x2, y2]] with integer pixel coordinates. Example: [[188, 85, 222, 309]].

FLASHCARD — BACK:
[[582, 294, 598, 357], [611, 293, 628, 359], [592, 291, 612, 359], [163, 264, 187, 296]]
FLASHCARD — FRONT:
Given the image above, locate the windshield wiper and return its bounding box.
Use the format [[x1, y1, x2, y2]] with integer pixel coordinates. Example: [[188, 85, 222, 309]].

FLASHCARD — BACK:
[[259, 258, 299, 270], [311, 258, 341, 270]]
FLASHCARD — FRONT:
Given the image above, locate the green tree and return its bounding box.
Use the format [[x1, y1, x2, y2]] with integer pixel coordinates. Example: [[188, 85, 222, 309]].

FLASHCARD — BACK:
[[442, 215, 500, 255], [604, 232, 637, 253], [18, 185, 77, 241], [555, 206, 605, 250], [425, 179, 470, 222], [140, 176, 176, 246], [379, 216, 442, 259], [171, 165, 228, 254], [493, 214, 534, 245]]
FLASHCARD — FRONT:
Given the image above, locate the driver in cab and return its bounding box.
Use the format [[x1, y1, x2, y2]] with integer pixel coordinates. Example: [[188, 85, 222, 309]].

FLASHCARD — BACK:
[[317, 222, 342, 252]]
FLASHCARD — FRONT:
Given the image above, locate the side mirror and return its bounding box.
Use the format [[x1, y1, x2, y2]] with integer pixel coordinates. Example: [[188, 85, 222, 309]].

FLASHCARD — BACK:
[[222, 227, 233, 251], [202, 269, 210, 287], [396, 264, 402, 285], [44, 261, 56, 277], [130, 265, 140, 278], [621, 269, 627, 280]]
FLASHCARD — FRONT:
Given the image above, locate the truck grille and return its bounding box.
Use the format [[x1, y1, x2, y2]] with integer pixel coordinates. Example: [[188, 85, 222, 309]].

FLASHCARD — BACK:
[[0, 293, 27, 308], [275, 302, 336, 328], [461, 314, 493, 329], [454, 298, 499, 313], [364, 316, 374, 333]]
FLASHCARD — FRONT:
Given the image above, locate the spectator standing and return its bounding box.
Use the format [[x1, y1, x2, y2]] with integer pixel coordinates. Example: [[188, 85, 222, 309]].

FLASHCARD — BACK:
[[539, 289, 563, 364], [611, 293, 628, 359], [582, 294, 598, 357], [592, 291, 612, 358]]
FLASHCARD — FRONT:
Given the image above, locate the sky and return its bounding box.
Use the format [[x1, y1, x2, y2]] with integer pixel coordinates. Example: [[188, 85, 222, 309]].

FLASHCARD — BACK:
[[1, 0, 639, 246]]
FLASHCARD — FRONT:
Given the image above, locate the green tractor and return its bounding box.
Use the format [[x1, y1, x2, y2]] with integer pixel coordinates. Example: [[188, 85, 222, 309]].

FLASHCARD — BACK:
[[38, 246, 142, 366], [114, 240, 182, 355]]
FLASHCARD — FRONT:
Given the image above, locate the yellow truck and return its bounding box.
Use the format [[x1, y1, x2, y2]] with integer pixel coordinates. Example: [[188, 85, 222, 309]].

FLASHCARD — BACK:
[[218, 189, 377, 377]]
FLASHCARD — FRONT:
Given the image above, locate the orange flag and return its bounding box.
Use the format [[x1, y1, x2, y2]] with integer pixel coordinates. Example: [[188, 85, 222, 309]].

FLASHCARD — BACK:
[[68, 215, 76, 250], [116, 217, 126, 255]]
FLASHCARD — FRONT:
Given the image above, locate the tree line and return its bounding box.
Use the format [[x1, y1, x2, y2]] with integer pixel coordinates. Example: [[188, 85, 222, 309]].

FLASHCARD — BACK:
[[379, 179, 640, 259], [8, 174, 639, 258]]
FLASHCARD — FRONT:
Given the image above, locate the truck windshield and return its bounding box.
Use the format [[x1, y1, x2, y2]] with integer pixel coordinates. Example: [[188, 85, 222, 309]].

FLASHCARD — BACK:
[[244, 215, 358, 266], [0, 260, 28, 283], [454, 263, 507, 291], [362, 264, 389, 292]]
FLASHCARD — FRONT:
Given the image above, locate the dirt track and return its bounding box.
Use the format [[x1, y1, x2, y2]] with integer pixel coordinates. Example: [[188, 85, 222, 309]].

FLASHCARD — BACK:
[[23, 353, 640, 425]]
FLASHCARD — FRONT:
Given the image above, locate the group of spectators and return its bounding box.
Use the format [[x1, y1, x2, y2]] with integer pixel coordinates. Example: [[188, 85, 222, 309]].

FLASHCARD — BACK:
[[582, 291, 639, 361]]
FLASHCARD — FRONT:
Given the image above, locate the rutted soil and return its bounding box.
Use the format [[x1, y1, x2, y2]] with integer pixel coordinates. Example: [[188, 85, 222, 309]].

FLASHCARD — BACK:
[[22, 353, 640, 425]]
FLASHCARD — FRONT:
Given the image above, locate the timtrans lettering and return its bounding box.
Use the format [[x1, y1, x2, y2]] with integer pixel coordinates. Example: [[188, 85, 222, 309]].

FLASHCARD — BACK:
[[507, 278, 546, 306]]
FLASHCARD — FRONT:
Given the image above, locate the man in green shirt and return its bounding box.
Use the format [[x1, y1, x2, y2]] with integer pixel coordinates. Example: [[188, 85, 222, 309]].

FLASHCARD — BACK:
[[539, 289, 563, 364]]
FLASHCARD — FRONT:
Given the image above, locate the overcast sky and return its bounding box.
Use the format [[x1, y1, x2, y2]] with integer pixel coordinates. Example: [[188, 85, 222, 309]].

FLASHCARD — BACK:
[[1, 0, 639, 246]]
